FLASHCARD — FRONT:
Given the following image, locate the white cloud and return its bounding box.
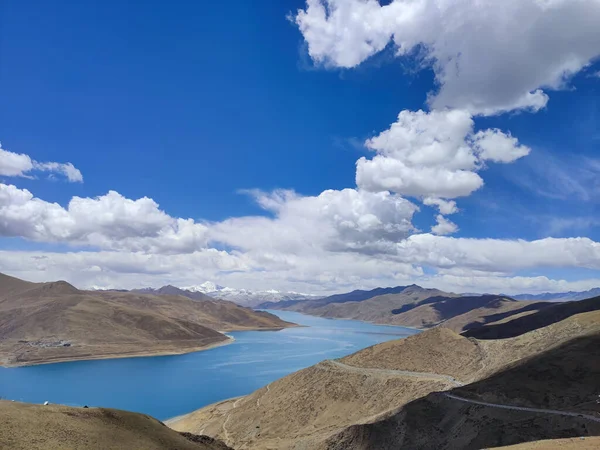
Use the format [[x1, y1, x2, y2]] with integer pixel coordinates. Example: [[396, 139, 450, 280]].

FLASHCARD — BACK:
[[423, 197, 458, 215], [426, 273, 600, 296], [0, 184, 208, 252], [33, 162, 83, 182], [295, 0, 600, 115], [431, 215, 458, 235], [4, 182, 600, 294], [472, 129, 531, 164], [2, 244, 600, 297], [211, 188, 418, 254], [0, 145, 34, 177], [0, 143, 83, 182], [356, 109, 529, 198], [395, 234, 600, 272]]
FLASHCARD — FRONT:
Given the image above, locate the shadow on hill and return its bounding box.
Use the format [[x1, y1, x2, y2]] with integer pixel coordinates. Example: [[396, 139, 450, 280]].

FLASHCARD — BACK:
[[459, 301, 553, 332], [326, 333, 600, 450], [391, 295, 549, 331], [457, 333, 600, 413], [464, 296, 600, 339], [258, 286, 414, 310]]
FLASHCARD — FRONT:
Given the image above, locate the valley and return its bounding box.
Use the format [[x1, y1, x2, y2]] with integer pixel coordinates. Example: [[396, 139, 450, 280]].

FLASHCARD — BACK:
[[170, 295, 600, 449]]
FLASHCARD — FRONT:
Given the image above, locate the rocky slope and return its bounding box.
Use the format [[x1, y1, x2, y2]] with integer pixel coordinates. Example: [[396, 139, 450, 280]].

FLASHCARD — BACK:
[[170, 298, 600, 449], [0, 272, 295, 367], [0, 401, 232, 450]]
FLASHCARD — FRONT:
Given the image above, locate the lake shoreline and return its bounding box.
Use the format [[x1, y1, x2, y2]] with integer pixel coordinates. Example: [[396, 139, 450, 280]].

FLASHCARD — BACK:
[[0, 310, 418, 421], [165, 396, 243, 425], [0, 336, 236, 369]]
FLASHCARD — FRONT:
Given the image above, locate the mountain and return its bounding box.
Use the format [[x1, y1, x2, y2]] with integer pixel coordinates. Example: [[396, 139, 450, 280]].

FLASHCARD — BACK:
[[464, 294, 600, 339], [0, 400, 232, 450], [260, 284, 555, 333], [512, 288, 600, 302], [169, 297, 600, 449], [256, 285, 414, 309], [0, 272, 295, 367], [132, 285, 215, 301], [132, 282, 319, 307], [183, 282, 320, 307]]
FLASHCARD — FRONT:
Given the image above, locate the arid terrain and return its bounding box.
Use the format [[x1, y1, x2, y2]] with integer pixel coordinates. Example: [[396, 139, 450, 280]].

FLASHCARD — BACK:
[[171, 296, 600, 449], [490, 437, 600, 449], [260, 285, 555, 332], [0, 401, 232, 450], [0, 272, 295, 367]]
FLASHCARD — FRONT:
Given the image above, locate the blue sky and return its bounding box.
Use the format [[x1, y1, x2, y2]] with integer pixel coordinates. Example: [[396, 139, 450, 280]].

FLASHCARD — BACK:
[[1, 0, 600, 294]]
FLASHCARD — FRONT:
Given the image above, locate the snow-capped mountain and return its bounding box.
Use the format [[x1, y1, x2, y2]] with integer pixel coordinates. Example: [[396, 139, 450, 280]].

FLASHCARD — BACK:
[[183, 282, 320, 307]]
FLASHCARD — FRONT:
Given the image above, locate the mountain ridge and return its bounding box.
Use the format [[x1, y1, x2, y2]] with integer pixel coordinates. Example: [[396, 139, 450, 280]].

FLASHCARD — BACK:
[[0, 272, 295, 367], [130, 283, 320, 307]]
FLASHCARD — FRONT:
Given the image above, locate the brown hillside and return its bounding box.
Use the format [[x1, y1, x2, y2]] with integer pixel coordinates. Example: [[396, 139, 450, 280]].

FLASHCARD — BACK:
[[0, 272, 295, 367], [273, 285, 553, 334], [94, 290, 295, 332], [341, 327, 484, 381], [169, 360, 453, 449], [172, 306, 600, 449], [489, 437, 600, 449], [285, 286, 457, 322], [0, 401, 232, 450], [464, 295, 600, 339], [326, 330, 600, 449]]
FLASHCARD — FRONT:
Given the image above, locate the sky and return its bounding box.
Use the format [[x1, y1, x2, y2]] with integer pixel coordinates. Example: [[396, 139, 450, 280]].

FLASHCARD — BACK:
[[1, 0, 600, 295]]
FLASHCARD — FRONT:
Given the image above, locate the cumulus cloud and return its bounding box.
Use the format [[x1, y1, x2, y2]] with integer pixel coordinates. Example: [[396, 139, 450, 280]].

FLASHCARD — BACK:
[[0, 184, 208, 252], [295, 0, 600, 115], [423, 197, 458, 215], [0, 145, 34, 177], [211, 188, 418, 254], [356, 109, 529, 198], [0, 143, 83, 182], [472, 130, 531, 163], [431, 215, 458, 235], [3, 180, 600, 295]]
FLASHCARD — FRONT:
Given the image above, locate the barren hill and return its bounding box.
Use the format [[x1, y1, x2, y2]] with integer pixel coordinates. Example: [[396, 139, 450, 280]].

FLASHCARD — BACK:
[[0, 272, 295, 367], [263, 284, 554, 333], [326, 329, 600, 449], [464, 295, 600, 339], [132, 285, 215, 302], [170, 302, 600, 449], [0, 401, 232, 450], [489, 437, 600, 449]]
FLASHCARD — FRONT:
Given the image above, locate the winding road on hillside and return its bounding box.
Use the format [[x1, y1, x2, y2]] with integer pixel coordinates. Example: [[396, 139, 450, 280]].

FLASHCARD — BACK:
[[329, 360, 600, 424], [215, 358, 600, 446], [444, 393, 600, 423]]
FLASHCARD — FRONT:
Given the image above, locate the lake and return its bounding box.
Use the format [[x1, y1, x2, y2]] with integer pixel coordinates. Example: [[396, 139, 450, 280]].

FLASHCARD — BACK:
[[0, 310, 418, 420]]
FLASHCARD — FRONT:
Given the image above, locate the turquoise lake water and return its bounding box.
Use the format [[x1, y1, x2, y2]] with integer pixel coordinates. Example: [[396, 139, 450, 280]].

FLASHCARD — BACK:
[[0, 310, 418, 420]]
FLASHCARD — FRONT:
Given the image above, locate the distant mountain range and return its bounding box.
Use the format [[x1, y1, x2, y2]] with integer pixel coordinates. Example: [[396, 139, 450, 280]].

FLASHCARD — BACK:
[[511, 288, 600, 302], [164, 282, 321, 307], [258, 284, 563, 333]]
